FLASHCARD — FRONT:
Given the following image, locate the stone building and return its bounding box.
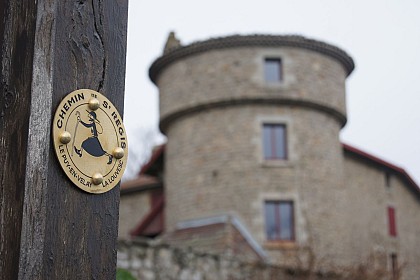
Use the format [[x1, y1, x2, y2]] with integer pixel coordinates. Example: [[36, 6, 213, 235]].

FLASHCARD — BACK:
[[119, 33, 420, 279]]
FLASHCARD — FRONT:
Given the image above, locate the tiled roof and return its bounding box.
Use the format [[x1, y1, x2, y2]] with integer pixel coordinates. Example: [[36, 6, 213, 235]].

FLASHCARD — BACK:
[[120, 145, 165, 195], [139, 144, 165, 175]]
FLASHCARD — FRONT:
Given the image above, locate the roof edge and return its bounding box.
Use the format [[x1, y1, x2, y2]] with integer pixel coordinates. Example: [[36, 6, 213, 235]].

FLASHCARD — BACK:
[[130, 195, 164, 237], [120, 182, 162, 195], [176, 214, 268, 260], [139, 144, 165, 175], [342, 143, 420, 196], [149, 34, 355, 84]]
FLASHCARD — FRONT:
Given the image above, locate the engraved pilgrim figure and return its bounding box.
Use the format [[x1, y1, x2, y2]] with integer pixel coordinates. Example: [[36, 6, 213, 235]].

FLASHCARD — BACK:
[[73, 110, 113, 164]]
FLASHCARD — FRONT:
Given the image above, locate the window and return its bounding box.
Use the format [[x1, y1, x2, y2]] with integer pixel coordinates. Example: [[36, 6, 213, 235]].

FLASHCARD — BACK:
[[264, 201, 294, 241], [264, 58, 282, 82], [388, 206, 397, 237], [385, 171, 391, 188], [263, 124, 287, 160], [390, 253, 398, 280]]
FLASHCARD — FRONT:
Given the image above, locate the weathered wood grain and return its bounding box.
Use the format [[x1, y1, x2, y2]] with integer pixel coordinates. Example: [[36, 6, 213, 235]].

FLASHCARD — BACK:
[[18, 0, 56, 279], [0, 1, 37, 279], [0, 0, 128, 279]]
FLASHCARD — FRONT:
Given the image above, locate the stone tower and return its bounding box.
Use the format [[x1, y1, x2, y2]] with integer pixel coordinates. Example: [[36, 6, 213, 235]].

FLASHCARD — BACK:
[[149, 34, 355, 267]]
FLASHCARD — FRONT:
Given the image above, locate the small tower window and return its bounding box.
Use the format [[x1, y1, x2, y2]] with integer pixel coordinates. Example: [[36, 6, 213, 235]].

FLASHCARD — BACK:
[[264, 200, 295, 241], [390, 253, 399, 280], [263, 124, 287, 160], [385, 171, 391, 188], [264, 58, 282, 82]]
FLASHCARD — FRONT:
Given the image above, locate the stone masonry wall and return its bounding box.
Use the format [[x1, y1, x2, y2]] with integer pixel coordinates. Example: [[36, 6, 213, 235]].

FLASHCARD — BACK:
[[117, 238, 337, 280], [117, 238, 403, 280]]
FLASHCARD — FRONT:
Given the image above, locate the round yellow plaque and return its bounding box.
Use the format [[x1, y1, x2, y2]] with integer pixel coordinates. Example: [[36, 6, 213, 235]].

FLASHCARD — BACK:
[[52, 89, 128, 194]]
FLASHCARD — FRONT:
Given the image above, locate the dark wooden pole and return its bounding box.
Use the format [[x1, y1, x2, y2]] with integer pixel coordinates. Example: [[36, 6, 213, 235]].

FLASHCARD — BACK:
[[0, 1, 128, 279]]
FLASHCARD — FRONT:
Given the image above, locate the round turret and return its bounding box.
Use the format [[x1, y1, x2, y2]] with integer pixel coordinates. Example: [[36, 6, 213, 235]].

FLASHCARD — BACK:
[[149, 34, 355, 267]]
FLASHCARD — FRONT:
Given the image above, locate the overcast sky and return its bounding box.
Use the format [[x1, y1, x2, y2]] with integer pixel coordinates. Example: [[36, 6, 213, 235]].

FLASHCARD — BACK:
[[123, 0, 420, 184]]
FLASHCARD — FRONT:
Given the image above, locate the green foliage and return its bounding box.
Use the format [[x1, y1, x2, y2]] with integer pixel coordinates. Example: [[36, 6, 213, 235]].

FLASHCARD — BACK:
[[116, 268, 136, 280]]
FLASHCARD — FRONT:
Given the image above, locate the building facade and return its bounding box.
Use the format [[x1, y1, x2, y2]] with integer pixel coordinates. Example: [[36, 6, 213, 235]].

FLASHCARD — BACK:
[[120, 33, 420, 279]]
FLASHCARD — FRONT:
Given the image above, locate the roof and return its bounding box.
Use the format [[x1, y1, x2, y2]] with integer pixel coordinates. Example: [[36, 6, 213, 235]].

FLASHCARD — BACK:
[[120, 174, 161, 195], [120, 145, 165, 195], [163, 214, 267, 262], [149, 34, 355, 84], [139, 144, 165, 176], [343, 143, 420, 197]]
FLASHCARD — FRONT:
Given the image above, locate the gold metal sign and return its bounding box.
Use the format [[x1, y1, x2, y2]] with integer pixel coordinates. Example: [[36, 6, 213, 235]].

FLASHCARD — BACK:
[[52, 89, 128, 194]]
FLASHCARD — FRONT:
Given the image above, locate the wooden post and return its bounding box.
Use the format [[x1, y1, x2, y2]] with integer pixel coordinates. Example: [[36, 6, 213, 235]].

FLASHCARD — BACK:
[[0, 1, 128, 279]]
